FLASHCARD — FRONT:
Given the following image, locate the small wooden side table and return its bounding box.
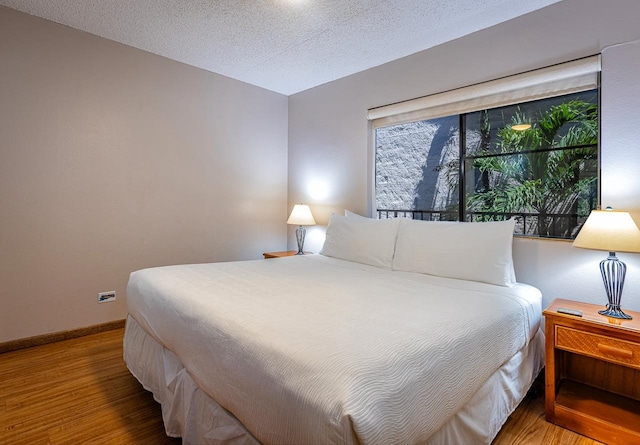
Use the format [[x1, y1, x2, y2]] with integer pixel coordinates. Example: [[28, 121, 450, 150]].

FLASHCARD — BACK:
[[263, 251, 311, 259], [543, 298, 640, 444]]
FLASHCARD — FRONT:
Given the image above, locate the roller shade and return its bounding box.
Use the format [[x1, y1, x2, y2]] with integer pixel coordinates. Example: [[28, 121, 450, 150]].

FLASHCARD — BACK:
[[368, 55, 600, 129]]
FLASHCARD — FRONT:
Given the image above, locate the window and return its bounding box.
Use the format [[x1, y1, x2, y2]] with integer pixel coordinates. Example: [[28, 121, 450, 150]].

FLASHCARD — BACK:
[[370, 57, 600, 239], [376, 116, 460, 221]]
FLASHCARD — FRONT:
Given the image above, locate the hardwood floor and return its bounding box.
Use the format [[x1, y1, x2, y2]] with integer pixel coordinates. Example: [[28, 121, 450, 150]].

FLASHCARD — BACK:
[[0, 328, 602, 445], [0, 328, 179, 444]]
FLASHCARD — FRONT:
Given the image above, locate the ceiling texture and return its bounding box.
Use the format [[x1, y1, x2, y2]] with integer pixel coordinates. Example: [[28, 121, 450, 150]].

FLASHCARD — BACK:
[[0, 0, 562, 95]]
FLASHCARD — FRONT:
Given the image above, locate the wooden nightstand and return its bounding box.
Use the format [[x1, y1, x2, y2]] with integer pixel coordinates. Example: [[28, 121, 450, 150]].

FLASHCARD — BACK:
[[543, 298, 640, 444], [262, 251, 310, 259]]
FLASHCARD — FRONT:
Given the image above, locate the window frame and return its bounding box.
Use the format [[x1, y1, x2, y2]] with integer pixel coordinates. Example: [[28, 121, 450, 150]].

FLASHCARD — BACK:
[[368, 57, 601, 239]]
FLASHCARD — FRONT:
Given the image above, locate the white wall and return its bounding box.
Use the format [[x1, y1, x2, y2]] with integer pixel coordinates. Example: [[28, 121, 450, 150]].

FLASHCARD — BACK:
[[0, 7, 289, 342], [288, 0, 640, 313]]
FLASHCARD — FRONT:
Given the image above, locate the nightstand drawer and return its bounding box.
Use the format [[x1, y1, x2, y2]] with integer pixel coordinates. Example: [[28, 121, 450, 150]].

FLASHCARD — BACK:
[[556, 325, 640, 369]]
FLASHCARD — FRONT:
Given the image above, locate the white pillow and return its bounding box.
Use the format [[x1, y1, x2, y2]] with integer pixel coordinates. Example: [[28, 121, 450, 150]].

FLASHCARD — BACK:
[[392, 218, 517, 286], [321, 214, 399, 269]]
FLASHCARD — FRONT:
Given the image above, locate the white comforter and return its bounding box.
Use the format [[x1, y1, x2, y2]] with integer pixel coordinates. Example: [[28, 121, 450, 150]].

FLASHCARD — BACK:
[[126, 254, 540, 445]]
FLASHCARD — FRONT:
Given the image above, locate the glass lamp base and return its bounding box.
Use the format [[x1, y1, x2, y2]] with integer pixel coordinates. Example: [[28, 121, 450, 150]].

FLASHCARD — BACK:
[[295, 225, 306, 255], [598, 304, 633, 320], [598, 253, 632, 320]]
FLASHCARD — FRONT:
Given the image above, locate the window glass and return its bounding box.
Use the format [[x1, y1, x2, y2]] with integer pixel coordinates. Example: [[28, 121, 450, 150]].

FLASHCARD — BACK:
[[376, 116, 459, 221], [374, 90, 599, 239]]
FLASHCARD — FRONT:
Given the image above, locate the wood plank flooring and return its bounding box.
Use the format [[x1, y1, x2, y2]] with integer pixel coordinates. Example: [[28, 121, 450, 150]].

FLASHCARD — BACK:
[[0, 328, 179, 444], [0, 328, 602, 445]]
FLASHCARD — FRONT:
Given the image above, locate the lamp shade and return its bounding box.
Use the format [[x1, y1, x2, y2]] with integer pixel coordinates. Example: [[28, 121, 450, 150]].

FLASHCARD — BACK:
[[573, 210, 640, 253], [287, 204, 316, 226]]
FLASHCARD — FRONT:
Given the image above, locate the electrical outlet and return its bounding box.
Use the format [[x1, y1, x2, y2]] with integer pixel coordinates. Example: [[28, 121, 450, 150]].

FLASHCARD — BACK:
[[98, 291, 116, 303]]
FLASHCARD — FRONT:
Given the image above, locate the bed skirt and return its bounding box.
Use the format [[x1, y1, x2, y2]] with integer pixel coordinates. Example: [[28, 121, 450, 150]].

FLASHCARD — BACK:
[[124, 314, 545, 445]]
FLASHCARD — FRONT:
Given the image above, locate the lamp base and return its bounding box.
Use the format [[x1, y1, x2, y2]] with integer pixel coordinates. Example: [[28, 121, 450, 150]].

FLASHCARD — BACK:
[[598, 304, 633, 320], [598, 253, 632, 320], [295, 225, 306, 255]]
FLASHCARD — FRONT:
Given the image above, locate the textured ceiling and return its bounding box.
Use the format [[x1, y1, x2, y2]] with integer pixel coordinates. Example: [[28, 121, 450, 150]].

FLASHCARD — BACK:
[[0, 0, 562, 95]]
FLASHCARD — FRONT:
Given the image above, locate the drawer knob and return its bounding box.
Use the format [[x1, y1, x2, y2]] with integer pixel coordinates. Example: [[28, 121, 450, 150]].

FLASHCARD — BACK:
[[597, 343, 633, 359]]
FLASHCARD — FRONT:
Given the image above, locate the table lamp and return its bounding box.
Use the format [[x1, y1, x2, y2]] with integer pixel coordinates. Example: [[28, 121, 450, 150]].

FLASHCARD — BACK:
[[287, 204, 316, 255], [573, 208, 640, 319]]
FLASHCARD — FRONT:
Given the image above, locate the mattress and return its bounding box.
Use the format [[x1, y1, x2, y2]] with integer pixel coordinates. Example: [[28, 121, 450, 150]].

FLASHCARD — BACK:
[[125, 254, 542, 445]]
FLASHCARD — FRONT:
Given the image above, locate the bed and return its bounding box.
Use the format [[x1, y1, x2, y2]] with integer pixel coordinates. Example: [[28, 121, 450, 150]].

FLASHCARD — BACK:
[[124, 215, 545, 445]]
